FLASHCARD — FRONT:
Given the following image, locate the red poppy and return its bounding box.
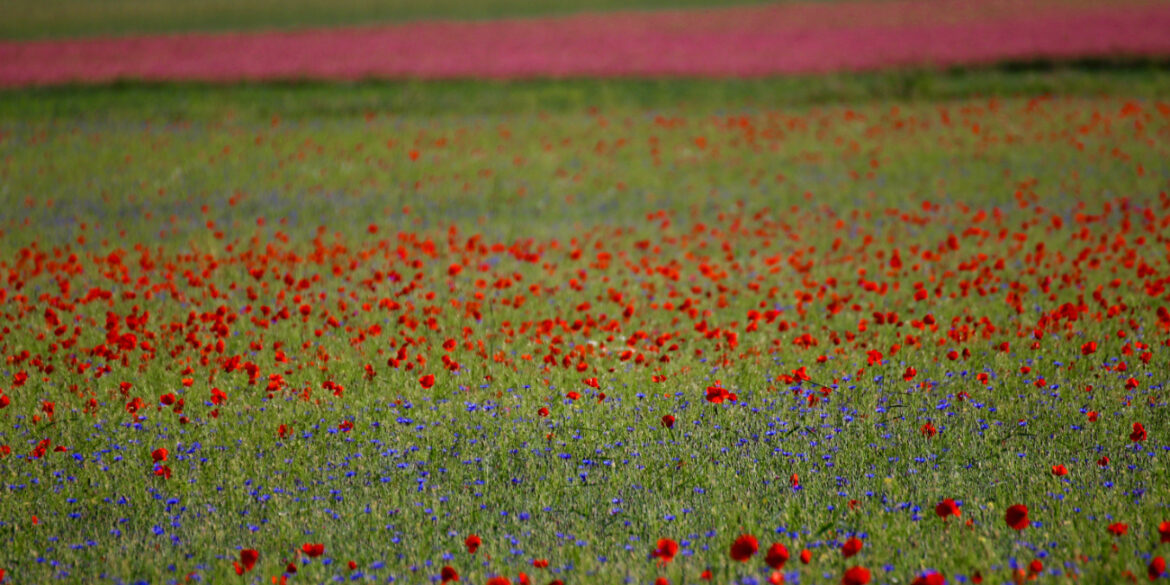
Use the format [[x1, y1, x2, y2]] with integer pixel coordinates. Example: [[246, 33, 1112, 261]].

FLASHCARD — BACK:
[[538, 407, 550, 418], [285, 562, 297, 574], [842, 566, 871, 585], [1087, 411, 1099, 422], [419, 374, 435, 389], [1159, 520, 1170, 543], [652, 538, 679, 563], [440, 565, 459, 582], [1098, 456, 1110, 467], [1005, 504, 1029, 531], [705, 381, 735, 403], [911, 573, 946, 585], [800, 549, 812, 564], [234, 548, 259, 575], [655, 578, 670, 585], [531, 559, 549, 569], [348, 561, 357, 571], [1107, 522, 1128, 536], [729, 534, 758, 562], [1051, 465, 1068, 477], [152, 447, 168, 463], [1150, 557, 1166, 581], [338, 420, 353, 432], [1130, 422, 1147, 442], [935, 499, 960, 519], [301, 543, 324, 557], [1081, 341, 1097, 355], [920, 422, 937, 438], [769, 571, 785, 585], [841, 537, 863, 558], [765, 542, 790, 569], [159, 393, 176, 406], [485, 577, 511, 585], [790, 473, 799, 488], [903, 366, 916, 381], [661, 415, 675, 429], [1028, 559, 1043, 574], [153, 465, 172, 479], [700, 569, 712, 580], [465, 534, 481, 554]]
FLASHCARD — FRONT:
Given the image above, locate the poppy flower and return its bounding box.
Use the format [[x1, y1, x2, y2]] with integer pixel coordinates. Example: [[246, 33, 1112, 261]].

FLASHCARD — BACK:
[[419, 374, 435, 389], [1028, 559, 1043, 574], [485, 577, 511, 585], [661, 415, 675, 429], [920, 422, 937, 438], [1087, 411, 1099, 422], [1098, 456, 1110, 467], [1159, 520, 1170, 543], [841, 537, 863, 558], [347, 561, 357, 571], [1051, 465, 1068, 477], [700, 569, 712, 580], [729, 534, 758, 562], [903, 366, 916, 381], [234, 548, 259, 575], [652, 538, 679, 563], [1130, 422, 1147, 442], [538, 407, 549, 417], [285, 562, 297, 574], [935, 499, 960, 519], [655, 578, 670, 585], [440, 565, 459, 582], [153, 465, 172, 479], [465, 534, 481, 554], [769, 571, 785, 585], [765, 542, 790, 569], [151, 447, 168, 463], [1005, 504, 1029, 531], [841, 566, 871, 585], [800, 549, 812, 564], [301, 543, 324, 557], [910, 573, 945, 585], [1150, 557, 1166, 581], [1107, 522, 1128, 536]]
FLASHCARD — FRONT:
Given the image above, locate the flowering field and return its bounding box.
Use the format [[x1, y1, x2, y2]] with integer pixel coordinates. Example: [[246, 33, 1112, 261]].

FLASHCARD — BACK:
[[4, 0, 1170, 87], [0, 75, 1169, 584]]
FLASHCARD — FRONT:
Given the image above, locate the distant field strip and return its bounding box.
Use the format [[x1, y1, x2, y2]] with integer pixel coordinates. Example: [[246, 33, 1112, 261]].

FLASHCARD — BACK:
[[3, 0, 1170, 87]]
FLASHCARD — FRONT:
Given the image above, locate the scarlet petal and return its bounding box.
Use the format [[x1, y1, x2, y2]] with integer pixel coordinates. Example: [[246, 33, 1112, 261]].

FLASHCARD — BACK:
[[729, 534, 758, 562], [1005, 504, 1029, 531]]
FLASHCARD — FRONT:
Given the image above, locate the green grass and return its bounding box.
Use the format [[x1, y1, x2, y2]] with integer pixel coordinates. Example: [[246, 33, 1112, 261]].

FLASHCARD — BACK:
[[4, 65, 1169, 121], [0, 0, 786, 39], [0, 72, 1168, 584]]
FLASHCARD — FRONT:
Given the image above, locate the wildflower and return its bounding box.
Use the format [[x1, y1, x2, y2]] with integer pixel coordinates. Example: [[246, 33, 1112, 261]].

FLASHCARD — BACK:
[[935, 499, 960, 519], [1005, 504, 1029, 531], [729, 534, 758, 562]]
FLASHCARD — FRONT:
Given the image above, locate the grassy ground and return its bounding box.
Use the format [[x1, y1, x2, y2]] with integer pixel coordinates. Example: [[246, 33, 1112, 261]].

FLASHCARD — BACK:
[[0, 71, 1168, 584], [0, 0, 787, 40]]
